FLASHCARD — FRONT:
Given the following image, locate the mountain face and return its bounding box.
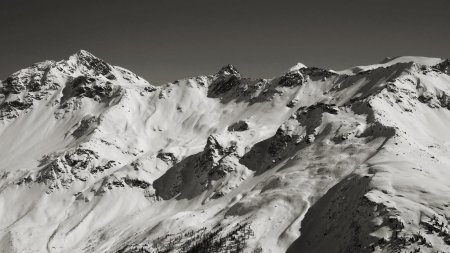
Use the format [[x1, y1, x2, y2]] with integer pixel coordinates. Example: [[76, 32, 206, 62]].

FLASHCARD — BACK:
[[0, 51, 450, 253]]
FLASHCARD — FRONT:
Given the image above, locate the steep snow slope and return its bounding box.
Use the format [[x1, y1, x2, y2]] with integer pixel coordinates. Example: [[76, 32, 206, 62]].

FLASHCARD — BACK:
[[0, 52, 450, 253]]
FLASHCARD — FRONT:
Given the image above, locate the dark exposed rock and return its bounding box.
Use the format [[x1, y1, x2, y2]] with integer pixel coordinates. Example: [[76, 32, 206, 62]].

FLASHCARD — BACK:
[[93, 176, 125, 195], [418, 93, 433, 104], [247, 84, 283, 105], [16, 175, 33, 186], [35, 148, 109, 190], [59, 75, 116, 107], [268, 103, 338, 157], [71, 116, 98, 138], [2, 77, 26, 94], [71, 76, 114, 100], [0, 62, 57, 119], [279, 67, 337, 87], [154, 134, 243, 200], [217, 64, 240, 77], [156, 152, 178, 164], [418, 90, 450, 110], [1, 100, 33, 111], [65, 149, 99, 168], [144, 86, 157, 92], [300, 67, 337, 80], [111, 179, 125, 187], [36, 159, 74, 190], [209, 75, 241, 96], [268, 128, 297, 157], [91, 160, 117, 174], [279, 71, 304, 87], [75, 50, 116, 80], [228, 120, 249, 132], [124, 178, 151, 189], [286, 98, 299, 108], [203, 135, 238, 162], [432, 59, 450, 75], [208, 65, 242, 97], [299, 103, 339, 115], [197, 135, 240, 187], [118, 222, 254, 253], [438, 93, 450, 110], [0, 99, 34, 119]]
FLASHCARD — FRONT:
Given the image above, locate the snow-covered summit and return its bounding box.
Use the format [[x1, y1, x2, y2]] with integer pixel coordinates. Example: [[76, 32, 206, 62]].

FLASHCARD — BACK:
[[288, 62, 307, 72]]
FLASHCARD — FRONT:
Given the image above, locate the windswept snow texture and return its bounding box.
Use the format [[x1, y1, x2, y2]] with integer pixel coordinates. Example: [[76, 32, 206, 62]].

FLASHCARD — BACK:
[[1, 51, 450, 253]]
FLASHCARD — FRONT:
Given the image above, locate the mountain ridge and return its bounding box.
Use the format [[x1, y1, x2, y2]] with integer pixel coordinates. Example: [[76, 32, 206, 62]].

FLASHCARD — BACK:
[[0, 51, 450, 253]]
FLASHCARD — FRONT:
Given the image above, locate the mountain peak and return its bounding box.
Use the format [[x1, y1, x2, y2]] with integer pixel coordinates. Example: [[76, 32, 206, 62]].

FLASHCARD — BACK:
[[218, 64, 240, 77], [67, 50, 115, 79], [288, 62, 307, 72], [68, 49, 104, 64], [74, 49, 97, 59]]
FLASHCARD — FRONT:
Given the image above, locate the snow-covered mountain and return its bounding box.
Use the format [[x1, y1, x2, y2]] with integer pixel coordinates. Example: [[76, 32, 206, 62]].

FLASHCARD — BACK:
[[1, 51, 450, 253]]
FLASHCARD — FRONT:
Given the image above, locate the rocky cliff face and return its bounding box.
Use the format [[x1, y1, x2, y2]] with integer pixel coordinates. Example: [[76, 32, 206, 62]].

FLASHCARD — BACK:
[[0, 52, 450, 253]]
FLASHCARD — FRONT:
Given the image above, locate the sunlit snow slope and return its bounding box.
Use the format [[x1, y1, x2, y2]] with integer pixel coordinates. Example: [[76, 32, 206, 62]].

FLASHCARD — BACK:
[[1, 51, 450, 253]]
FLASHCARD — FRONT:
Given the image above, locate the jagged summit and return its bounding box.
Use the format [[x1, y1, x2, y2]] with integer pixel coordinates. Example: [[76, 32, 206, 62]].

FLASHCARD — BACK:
[[65, 49, 116, 79], [217, 64, 240, 77], [1, 53, 450, 253], [67, 49, 103, 66], [74, 49, 97, 58]]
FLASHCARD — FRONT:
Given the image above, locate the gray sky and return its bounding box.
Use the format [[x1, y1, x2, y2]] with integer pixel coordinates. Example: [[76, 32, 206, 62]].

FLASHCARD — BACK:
[[1, 0, 449, 84]]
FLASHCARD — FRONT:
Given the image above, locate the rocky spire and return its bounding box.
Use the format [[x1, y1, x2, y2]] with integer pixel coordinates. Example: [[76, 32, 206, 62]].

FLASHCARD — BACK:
[[218, 64, 240, 77]]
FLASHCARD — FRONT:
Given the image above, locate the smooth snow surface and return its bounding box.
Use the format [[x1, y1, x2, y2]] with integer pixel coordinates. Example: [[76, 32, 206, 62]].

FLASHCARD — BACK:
[[337, 56, 444, 75], [1, 51, 450, 253]]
